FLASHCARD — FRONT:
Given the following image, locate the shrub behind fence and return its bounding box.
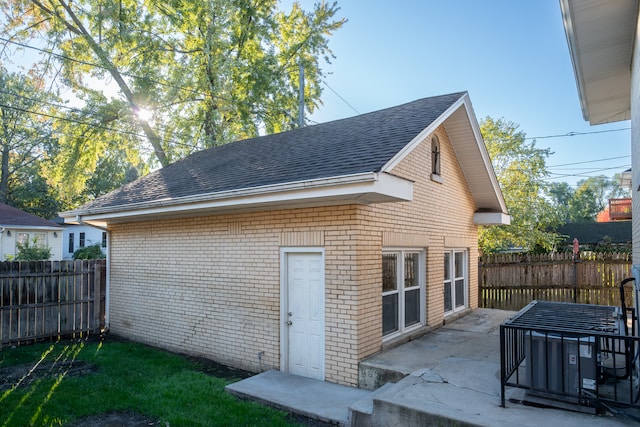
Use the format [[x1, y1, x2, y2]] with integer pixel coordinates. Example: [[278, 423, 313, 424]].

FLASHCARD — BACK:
[[0, 259, 105, 348], [479, 252, 632, 311]]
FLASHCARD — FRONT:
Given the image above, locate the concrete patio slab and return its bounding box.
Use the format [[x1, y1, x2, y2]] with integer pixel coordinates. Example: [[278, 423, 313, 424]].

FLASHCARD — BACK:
[[225, 369, 369, 425], [225, 309, 640, 426]]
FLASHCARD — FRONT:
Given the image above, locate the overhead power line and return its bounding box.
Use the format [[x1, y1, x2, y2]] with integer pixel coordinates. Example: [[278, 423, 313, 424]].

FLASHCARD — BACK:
[[526, 127, 630, 140], [321, 80, 360, 115], [0, 102, 199, 150], [547, 155, 630, 168]]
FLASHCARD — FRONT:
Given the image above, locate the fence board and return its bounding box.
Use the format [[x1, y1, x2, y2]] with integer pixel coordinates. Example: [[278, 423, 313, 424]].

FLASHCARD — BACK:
[[479, 252, 632, 311], [0, 259, 105, 348]]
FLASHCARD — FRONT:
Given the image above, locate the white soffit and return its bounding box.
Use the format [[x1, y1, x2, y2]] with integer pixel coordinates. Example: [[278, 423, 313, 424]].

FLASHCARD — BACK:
[[61, 173, 414, 224], [383, 93, 508, 216], [561, 0, 637, 125]]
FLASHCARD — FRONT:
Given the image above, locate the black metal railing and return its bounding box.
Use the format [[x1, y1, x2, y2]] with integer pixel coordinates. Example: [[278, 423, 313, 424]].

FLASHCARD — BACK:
[[500, 301, 640, 415]]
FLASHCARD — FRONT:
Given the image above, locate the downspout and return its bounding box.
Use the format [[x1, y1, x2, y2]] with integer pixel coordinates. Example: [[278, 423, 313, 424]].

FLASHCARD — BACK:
[[76, 215, 110, 331]]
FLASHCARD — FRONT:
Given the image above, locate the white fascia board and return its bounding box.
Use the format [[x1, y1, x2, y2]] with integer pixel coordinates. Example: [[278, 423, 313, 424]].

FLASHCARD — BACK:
[[459, 96, 509, 215], [1, 225, 63, 231], [382, 93, 508, 215], [559, 0, 590, 122], [474, 212, 511, 226], [381, 94, 467, 172], [63, 172, 413, 223]]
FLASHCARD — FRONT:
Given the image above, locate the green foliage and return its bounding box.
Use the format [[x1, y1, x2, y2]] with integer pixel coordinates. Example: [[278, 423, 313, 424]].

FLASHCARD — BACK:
[[479, 117, 561, 254], [0, 68, 60, 215], [14, 237, 52, 261], [0, 340, 298, 426], [549, 176, 630, 223], [73, 243, 105, 259], [0, 0, 346, 206]]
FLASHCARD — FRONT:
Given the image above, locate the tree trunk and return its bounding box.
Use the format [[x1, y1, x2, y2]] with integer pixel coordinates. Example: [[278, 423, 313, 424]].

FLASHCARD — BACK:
[[39, 0, 170, 167], [0, 144, 9, 204]]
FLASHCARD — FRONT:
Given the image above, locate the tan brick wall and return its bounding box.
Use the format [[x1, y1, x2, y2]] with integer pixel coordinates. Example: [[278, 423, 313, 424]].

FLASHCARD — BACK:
[[353, 127, 479, 362], [107, 125, 480, 387], [109, 206, 372, 385]]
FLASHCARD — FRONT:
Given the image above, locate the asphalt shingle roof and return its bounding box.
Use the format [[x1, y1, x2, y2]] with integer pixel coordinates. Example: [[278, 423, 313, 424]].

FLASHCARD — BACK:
[[0, 203, 62, 228], [79, 92, 466, 212], [556, 222, 632, 245]]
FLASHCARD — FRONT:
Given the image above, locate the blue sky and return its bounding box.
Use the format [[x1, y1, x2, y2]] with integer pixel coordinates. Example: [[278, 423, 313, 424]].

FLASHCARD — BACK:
[[291, 0, 631, 188]]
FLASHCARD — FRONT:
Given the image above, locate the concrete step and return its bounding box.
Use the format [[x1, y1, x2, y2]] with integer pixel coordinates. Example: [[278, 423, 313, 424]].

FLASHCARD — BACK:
[[348, 382, 395, 427], [368, 368, 485, 427], [357, 360, 409, 391]]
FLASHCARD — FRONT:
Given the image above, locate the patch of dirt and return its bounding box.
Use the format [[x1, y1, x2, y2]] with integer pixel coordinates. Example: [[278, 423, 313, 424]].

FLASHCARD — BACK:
[[186, 355, 254, 381], [0, 359, 98, 392]]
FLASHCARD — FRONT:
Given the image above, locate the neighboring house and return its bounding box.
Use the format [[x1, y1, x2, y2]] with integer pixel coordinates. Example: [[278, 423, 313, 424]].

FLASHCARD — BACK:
[[560, 1, 639, 266], [60, 92, 509, 387], [0, 203, 63, 260], [51, 217, 107, 259]]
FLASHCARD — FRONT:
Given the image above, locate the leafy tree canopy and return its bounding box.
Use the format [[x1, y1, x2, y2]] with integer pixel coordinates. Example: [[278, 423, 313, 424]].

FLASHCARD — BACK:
[[548, 175, 630, 223], [479, 117, 560, 254], [0, 0, 345, 209]]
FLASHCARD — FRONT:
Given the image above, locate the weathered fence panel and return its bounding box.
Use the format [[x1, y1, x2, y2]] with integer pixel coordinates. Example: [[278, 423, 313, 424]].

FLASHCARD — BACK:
[[0, 259, 105, 348], [479, 252, 632, 311]]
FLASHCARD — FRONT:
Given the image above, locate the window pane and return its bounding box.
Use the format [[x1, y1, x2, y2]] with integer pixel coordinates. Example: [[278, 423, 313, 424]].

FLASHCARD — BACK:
[[34, 233, 45, 248], [17, 233, 29, 245], [455, 252, 464, 278], [382, 253, 398, 292], [101, 232, 107, 248], [404, 253, 419, 288], [455, 279, 465, 308], [444, 282, 452, 312], [382, 294, 398, 335], [68, 233, 74, 253], [405, 289, 420, 327], [444, 252, 451, 281]]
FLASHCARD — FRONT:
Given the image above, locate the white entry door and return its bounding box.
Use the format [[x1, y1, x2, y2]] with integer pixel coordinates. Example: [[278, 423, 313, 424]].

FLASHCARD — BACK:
[[283, 251, 325, 380]]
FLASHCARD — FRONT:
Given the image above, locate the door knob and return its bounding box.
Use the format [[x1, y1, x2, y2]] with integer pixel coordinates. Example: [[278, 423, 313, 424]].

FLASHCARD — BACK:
[[288, 312, 293, 316], [286, 320, 293, 326]]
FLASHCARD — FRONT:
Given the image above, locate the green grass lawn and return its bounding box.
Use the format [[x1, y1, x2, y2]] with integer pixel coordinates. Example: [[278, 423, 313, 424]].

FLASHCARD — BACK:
[[0, 337, 303, 426]]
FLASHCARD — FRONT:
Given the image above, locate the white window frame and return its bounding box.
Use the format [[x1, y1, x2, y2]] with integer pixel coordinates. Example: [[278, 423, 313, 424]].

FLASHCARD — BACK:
[[33, 233, 46, 248], [382, 248, 425, 341], [444, 249, 468, 315]]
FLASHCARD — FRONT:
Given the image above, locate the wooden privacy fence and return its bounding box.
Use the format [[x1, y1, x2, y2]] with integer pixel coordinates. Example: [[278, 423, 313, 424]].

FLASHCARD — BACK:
[[479, 252, 633, 311], [0, 259, 105, 348]]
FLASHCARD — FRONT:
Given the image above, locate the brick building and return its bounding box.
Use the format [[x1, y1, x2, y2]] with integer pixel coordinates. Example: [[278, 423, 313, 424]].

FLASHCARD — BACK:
[[61, 92, 509, 386]]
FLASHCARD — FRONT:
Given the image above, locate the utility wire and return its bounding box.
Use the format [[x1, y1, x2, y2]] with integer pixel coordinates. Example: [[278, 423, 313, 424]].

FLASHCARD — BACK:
[[0, 36, 302, 122], [526, 128, 630, 140], [0, 87, 200, 145], [0, 102, 199, 150], [321, 79, 360, 115], [547, 155, 630, 168]]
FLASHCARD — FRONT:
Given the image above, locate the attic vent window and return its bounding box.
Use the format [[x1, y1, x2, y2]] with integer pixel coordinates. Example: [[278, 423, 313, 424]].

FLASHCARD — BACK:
[[431, 136, 443, 183]]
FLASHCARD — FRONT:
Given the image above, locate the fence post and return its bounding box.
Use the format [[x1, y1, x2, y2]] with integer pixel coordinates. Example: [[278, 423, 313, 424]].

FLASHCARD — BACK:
[[93, 261, 102, 333]]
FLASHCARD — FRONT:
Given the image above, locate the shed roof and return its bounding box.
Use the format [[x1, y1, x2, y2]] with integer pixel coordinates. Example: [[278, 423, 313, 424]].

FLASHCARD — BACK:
[[62, 92, 508, 225], [557, 222, 632, 245], [0, 203, 62, 229]]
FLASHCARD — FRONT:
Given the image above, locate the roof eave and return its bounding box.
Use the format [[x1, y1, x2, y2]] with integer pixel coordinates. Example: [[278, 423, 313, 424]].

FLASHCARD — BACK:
[[560, 0, 637, 125], [0, 225, 63, 231], [61, 172, 413, 225], [382, 92, 509, 218]]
